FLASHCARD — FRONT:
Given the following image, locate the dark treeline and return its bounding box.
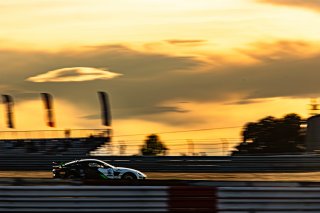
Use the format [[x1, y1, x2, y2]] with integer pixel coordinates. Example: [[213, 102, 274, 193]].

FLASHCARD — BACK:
[[232, 113, 306, 155]]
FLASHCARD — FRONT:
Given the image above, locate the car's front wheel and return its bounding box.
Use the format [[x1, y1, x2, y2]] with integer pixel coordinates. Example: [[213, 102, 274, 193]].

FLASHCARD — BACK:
[[121, 173, 137, 180]]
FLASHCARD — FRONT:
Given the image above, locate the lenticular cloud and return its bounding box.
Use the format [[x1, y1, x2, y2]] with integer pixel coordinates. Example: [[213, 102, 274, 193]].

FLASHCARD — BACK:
[[26, 67, 122, 82]]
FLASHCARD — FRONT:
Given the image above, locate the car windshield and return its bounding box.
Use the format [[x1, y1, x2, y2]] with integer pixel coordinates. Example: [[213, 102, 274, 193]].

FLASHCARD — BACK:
[[100, 160, 115, 169], [81, 159, 115, 169], [64, 160, 77, 166]]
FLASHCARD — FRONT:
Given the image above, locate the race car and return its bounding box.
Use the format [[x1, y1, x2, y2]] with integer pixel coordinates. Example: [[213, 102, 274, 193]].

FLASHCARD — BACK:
[[52, 158, 147, 180]]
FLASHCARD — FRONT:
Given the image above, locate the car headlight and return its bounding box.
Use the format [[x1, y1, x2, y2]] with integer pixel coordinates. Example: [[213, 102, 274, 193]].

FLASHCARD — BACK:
[[138, 172, 146, 178]]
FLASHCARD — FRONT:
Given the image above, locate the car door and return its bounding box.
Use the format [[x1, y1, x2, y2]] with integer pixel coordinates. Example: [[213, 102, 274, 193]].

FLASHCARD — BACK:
[[81, 161, 103, 179]]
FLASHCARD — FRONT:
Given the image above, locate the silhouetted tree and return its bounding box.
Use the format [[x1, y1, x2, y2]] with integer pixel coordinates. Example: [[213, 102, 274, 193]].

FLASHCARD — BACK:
[[140, 134, 168, 156], [232, 113, 306, 155]]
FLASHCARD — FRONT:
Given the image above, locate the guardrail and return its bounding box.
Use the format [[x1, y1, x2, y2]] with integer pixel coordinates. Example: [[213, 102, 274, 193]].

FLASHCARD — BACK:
[[1, 155, 320, 172], [0, 185, 216, 212], [217, 187, 320, 212], [1, 180, 320, 212]]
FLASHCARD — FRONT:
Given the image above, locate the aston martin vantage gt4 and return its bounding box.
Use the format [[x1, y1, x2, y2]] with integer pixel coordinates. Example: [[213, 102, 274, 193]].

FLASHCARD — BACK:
[[52, 159, 147, 180]]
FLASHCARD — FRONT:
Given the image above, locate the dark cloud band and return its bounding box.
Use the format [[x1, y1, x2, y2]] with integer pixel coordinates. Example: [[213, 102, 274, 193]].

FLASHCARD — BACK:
[[0, 41, 319, 126]]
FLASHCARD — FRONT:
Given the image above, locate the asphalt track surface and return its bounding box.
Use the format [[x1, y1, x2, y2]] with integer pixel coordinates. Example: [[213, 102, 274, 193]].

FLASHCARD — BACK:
[[1, 171, 320, 181]]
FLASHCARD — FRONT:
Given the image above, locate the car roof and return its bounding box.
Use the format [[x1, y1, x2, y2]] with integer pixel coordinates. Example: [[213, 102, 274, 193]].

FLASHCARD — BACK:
[[63, 159, 100, 165], [78, 159, 114, 167], [79, 158, 102, 162], [63, 159, 114, 167]]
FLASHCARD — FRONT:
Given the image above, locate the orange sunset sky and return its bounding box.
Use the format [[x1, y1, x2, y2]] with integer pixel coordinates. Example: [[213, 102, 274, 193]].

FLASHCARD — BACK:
[[0, 0, 320, 153]]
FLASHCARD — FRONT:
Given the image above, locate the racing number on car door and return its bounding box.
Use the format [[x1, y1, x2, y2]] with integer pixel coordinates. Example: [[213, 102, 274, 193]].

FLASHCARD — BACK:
[[98, 167, 114, 179]]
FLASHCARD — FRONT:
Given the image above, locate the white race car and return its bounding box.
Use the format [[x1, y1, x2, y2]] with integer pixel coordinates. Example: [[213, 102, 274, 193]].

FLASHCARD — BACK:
[[52, 158, 147, 180]]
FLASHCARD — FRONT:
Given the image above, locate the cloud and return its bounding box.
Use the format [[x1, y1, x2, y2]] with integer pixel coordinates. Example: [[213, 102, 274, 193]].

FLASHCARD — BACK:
[[81, 114, 100, 120], [236, 40, 318, 65], [1, 41, 320, 126], [26, 67, 122, 82], [258, 0, 320, 12], [82, 105, 189, 122], [224, 99, 266, 105], [165, 39, 206, 45], [128, 106, 190, 115]]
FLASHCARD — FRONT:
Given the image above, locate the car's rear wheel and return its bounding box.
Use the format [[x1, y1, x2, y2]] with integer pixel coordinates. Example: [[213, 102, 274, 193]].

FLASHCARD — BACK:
[[66, 174, 75, 179], [121, 173, 137, 180], [64, 171, 78, 179]]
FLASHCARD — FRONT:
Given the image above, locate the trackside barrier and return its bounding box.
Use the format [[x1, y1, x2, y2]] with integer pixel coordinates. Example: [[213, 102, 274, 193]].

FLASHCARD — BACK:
[[3, 182, 320, 212], [2, 155, 320, 172], [0, 185, 217, 212], [217, 187, 320, 212]]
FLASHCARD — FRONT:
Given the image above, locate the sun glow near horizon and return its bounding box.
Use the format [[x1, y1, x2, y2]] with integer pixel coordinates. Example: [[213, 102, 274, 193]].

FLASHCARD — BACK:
[[0, 0, 319, 154]]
